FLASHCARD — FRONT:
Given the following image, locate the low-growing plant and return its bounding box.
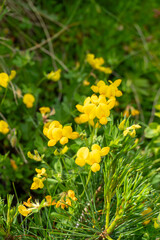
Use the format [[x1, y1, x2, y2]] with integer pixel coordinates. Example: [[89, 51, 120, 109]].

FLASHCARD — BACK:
[[1, 55, 159, 239]]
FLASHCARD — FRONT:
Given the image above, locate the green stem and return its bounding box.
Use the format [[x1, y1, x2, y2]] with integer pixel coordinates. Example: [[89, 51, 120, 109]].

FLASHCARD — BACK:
[[37, 76, 46, 87], [105, 195, 111, 229], [106, 215, 121, 235], [80, 169, 92, 197], [0, 87, 8, 107], [106, 235, 113, 240]]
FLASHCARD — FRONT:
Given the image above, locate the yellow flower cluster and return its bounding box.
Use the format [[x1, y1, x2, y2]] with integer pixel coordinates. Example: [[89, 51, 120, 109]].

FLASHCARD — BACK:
[[0, 70, 16, 88], [47, 69, 61, 81], [30, 168, 47, 190], [18, 195, 56, 217], [75, 80, 122, 125], [23, 93, 35, 108], [75, 144, 110, 172], [118, 119, 141, 138], [86, 53, 112, 74], [18, 190, 77, 216], [27, 150, 43, 161], [43, 120, 79, 147], [55, 190, 77, 209], [0, 120, 9, 134], [91, 79, 122, 98], [123, 106, 140, 117]]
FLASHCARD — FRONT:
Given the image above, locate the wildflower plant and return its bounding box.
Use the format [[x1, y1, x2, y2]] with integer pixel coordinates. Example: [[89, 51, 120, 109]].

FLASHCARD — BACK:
[[15, 55, 159, 239]]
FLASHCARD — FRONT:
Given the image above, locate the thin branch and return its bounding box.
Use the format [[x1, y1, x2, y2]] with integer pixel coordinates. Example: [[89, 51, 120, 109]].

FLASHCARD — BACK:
[[148, 88, 160, 124], [26, 26, 69, 52]]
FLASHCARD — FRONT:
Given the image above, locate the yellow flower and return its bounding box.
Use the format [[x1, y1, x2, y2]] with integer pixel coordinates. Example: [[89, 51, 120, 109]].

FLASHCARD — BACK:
[[35, 168, 46, 177], [19, 196, 57, 217], [118, 119, 126, 130], [45, 195, 56, 206], [47, 69, 61, 81], [75, 144, 109, 171], [60, 146, 68, 154], [123, 106, 140, 117], [91, 163, 100, 172], [153, 218, 160, 229], [27, 150, 42, 161], [23, 93, 35, 108], [123, 124, 141, 138], [9, 70, 16, 81], [141, 207, 152, 225], [83, 80, 90, 86], [86, 53, 112, 74], [131, 108, 140, 116], [75, 93, 114, 126], [18, 205, 32, 217], [0, 72, 9, 88], [43, 120, 79, 147], [48, 139, 57, 147], [0, 120, 9, 134], [56, 200, 66, 209], [91, 79, 122, 98], [100, 147, 110, 156], [10, 159, 18, 170], [23, 197, 34, 208], [55, 191, 77, 210], [30, 177, 44, 190], [75, 147, 89, 167], [65, 198, 72, 207], [39, 107, 51, 115], [87, 149, 101, 165], [67, 190, 77, 201]]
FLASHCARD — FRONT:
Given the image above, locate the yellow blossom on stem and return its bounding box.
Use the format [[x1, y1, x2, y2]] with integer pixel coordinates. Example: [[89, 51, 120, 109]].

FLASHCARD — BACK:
[[83, 79, 90, 86], [43, 120, 79, 147], [23, 93, 35, 108], [18, 205, 32, 217], [0, 72, 9, 88], [75, 144, 110, 172], [23, 197, 33, 208], [27, 150, 42, 161], [44, 195, 56, 206], [91, 163, 100, 172], [9, 70, 16, 81], [10, 159, 18, 170], [118, 119, 126, 130], [18, 196, 57, 217], [0, 120, 9, 134], [75, 147, 89, 167], [47, 69, 61, 81], [131, 108, 140, 116], [91, 79, 122, 98], [86, 53, 112, 74], [30, 177, 44, 190], [67, 190, 78, 201], [153, 218, 160, 229], [123, 124, 141, 138], [35, 168, 46, 177], [39, 107, 51, 115], [123, 106, 140, 117]]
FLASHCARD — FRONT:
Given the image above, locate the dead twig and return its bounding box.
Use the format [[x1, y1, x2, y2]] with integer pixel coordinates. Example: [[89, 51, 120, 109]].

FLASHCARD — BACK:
[[148, 88, 160, 124]]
